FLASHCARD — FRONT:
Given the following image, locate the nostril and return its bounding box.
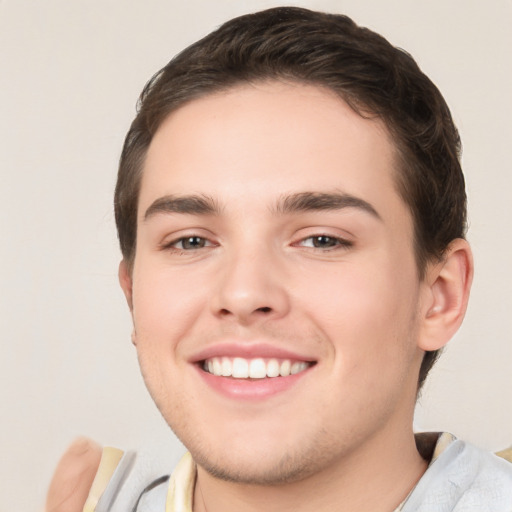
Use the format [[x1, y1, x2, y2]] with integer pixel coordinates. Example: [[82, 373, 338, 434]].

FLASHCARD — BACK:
[[216, 306, 274, 318]]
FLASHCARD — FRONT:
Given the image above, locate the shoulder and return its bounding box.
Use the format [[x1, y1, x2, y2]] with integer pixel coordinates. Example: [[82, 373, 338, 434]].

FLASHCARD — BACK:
[[402, 434, 512, 512]]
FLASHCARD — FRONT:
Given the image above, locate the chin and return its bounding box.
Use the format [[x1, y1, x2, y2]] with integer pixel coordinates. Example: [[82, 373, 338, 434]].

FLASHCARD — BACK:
[[193, 450, 323, 485], [186, 428, 344, 486]]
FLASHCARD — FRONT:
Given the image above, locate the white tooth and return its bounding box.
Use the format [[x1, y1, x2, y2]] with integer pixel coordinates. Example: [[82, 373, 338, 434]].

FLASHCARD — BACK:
[[291, 361, 307, 375], [212, 358, 222, 376], [266, 359, 280, 377], [232, 357, 249, 378], [249, 358, 266, 379], [221, 357, 232, 377], [280, 360, 291, 377], [207, 360, 214, 374]]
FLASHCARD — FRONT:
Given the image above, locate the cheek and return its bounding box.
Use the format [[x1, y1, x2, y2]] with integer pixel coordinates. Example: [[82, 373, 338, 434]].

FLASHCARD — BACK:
[[129, 266, 195, 413], [297, 256, 420, 362], [299, 264, 421, 421], [129, 264, 208, 403], [131, 262, 207, 346]]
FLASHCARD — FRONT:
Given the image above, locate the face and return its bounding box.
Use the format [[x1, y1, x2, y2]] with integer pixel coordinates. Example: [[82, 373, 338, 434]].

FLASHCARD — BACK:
[[123, 82, 429, 484]]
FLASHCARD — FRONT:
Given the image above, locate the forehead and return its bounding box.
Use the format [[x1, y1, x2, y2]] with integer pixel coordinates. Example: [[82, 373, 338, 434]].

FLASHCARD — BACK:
[[139, 81, 404, 221]]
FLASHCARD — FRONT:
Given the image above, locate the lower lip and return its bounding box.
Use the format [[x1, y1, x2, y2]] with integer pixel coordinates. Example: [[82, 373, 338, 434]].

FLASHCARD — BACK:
[[195, 365, 312, 400]]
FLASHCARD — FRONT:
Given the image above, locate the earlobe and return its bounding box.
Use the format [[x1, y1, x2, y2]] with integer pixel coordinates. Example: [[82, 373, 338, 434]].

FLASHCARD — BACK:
[[118, 260, 134, 311], [418, 239, 473, 352]]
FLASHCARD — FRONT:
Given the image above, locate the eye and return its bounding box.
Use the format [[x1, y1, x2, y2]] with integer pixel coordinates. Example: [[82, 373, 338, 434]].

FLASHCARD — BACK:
[[298, 235, 352, 250], [166, 236, 213, 250]]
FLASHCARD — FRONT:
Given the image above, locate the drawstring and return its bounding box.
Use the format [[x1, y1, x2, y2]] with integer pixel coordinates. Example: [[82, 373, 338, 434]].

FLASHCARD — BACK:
[[130, 475, 170, 512]]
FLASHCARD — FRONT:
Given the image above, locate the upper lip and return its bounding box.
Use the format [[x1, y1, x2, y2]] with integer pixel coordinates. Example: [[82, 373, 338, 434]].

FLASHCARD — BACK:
[[189, 343, 317, 364]]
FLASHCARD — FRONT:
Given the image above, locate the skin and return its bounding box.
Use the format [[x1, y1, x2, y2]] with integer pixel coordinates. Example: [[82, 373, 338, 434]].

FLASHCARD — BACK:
[[45, 438, 102, 512], [118, 82, 472, 511], [46, 81, 472, 512]]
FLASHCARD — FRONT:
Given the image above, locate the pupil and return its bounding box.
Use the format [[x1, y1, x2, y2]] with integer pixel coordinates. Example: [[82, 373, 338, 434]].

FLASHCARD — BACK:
[[313, 236, 335, 248], [183, 236, 204, 249]]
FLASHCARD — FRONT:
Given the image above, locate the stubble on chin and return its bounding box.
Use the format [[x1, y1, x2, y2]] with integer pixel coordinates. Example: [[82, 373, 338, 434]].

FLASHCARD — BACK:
[[188, 428, 345, 486]]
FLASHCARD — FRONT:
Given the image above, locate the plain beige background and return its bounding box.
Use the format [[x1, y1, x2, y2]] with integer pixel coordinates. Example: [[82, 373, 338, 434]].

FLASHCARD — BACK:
[[1, 1, 511, 510]]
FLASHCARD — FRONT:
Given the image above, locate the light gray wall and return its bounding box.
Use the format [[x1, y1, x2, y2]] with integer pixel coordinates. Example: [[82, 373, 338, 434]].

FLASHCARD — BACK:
[[1, 1, 510, 510]]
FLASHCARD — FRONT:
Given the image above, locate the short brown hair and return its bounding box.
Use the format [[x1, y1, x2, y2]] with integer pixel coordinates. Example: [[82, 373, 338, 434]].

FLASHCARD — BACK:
[[114, 7, 467, 389]]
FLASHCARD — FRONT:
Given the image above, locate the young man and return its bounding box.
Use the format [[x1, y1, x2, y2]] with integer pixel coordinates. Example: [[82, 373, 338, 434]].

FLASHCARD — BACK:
[[46, 7, 512, 512]]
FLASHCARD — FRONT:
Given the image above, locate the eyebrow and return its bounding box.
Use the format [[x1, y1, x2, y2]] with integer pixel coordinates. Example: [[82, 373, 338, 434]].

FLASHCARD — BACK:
[[143, 191, 381, 221], [273, 191, 381, 219], [144, 194, 221, 220]]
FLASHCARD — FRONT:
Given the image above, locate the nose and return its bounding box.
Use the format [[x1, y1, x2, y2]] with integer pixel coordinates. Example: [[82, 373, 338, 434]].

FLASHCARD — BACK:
[[210, 245, 290, 325]]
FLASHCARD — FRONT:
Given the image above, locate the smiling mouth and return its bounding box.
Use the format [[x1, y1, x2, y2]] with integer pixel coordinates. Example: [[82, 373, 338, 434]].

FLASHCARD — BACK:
[[201, 357, 315, 379]]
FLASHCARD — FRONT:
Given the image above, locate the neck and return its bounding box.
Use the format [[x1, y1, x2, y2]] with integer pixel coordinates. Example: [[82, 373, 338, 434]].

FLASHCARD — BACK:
[[193, 427, 428, 512]]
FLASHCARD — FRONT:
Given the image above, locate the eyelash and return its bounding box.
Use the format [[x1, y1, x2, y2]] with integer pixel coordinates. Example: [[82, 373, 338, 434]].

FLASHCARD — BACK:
[[295, 234, 353, 251], [162, 235, 216, 252], [162, 234, 352, 253]]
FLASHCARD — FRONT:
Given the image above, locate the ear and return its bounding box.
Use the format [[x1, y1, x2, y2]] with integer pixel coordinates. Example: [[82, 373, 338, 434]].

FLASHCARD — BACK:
[[118, 259, 134, 311], [418, 239, 473, 352], [119, 260, 137, 346]]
